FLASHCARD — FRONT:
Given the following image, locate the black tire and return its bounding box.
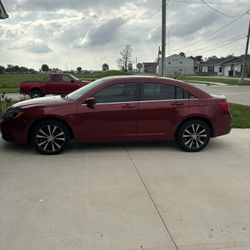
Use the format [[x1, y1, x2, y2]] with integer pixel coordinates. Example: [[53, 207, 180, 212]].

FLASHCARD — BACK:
[[176, 119, 211, 152], [31, 120, 70, 155], [30, 89, 42, 98]]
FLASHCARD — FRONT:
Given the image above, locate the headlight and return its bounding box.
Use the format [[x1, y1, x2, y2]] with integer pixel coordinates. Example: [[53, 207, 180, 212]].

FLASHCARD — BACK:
[[2, 108, 24, 120]]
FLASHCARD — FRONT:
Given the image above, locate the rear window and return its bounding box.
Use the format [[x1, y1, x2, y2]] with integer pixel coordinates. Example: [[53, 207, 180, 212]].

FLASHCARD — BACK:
[[141, 83, 195, 101]]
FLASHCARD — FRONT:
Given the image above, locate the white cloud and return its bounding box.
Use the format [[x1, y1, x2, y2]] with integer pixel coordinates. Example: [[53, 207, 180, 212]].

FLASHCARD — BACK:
[[0, 0, 249, 70]]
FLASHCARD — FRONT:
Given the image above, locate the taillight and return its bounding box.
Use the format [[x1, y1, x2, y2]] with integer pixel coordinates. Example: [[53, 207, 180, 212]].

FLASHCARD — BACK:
[[219, 101, 230, 111]]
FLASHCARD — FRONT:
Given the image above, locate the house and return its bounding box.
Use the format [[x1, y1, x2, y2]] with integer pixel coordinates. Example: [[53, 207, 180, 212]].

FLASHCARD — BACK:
[[222, 55, 250, 77], [200, 56, 250, 77], [200, 57, 235, 76], [142, 62, 158, 74], [158, 54, 194, 75], [0, 0, 8, 19]]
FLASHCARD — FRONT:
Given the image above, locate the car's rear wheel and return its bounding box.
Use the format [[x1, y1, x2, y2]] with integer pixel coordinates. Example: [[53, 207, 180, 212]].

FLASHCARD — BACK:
[[30, 89, 42, 98], [176, 119, 211, 152], [32, 120, 69, 155]]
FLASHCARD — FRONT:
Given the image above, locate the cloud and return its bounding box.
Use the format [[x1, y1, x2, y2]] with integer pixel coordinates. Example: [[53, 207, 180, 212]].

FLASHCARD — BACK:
[[9, 39, 52, 53], [1, 0, 248, 70]]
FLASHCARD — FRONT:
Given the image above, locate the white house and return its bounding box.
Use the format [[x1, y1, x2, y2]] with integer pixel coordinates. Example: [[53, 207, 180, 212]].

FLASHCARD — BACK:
[[199, 56, 250, 77], [0, 0, 8, 19], [200, 58, 235, 76], [158, 54, 194, 75]]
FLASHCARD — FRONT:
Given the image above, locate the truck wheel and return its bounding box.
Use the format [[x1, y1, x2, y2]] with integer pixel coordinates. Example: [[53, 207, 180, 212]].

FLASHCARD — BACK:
[[32, 120, 70, 155], [30, 89, 42, 98]]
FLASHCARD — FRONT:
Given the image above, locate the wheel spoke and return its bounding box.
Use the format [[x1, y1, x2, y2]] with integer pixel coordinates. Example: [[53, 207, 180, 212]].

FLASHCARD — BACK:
[[52, 126, 58, 135], [37, 135, 47, 139], [39, 129, 48, 137]]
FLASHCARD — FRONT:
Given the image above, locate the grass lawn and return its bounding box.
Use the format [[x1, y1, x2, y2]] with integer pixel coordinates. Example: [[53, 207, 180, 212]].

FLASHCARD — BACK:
[[230, 103, 250, 128], [178, 75, 250, 85]]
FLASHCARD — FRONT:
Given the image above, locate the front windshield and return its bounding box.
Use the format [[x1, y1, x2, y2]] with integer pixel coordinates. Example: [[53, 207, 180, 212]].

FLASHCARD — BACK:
[[69, 74, 79, 81], [66, 78, 107, 100]]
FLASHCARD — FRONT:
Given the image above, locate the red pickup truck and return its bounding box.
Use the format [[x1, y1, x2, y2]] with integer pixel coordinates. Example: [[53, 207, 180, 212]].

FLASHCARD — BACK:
[[20, 73, 90, 98]]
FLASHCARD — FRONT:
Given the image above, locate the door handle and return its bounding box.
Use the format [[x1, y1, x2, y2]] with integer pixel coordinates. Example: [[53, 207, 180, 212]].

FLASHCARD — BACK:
[[121, 104, 136, 109], [171, 101, 184, 106]]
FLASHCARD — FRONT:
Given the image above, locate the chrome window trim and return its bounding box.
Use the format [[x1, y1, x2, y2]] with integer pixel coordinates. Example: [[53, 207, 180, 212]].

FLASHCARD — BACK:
[[81, 98, 197, 106]]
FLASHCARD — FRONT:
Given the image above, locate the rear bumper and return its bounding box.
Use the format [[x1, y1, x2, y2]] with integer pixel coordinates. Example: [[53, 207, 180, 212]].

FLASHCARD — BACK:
[[213, 113, 232, 137]]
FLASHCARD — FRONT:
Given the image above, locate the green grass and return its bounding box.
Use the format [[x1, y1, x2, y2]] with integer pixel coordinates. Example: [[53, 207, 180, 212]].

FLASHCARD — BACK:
[[77, 70, 131, 79], [230, 103, 250, 128], [178, 75, 250, 85]]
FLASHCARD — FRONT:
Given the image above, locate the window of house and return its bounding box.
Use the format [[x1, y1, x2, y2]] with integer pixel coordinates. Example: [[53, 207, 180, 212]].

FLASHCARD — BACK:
[[93, 83, 137, 103], [219, 67, 222, 73]]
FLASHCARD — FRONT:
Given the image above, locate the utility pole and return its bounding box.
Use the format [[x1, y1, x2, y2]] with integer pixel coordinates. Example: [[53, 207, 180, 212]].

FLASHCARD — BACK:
[[240, 20, 250, 85], [161, 0, 166, 77]]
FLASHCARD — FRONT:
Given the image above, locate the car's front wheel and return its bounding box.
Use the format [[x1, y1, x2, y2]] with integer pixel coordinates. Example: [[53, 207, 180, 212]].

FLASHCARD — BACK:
[[32, 120, 69, 154], [176, 119, 211, 152]]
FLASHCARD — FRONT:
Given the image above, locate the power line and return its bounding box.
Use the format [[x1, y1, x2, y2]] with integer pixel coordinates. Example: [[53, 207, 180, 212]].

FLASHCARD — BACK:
[[199, 36, 245, 54], [169, 0, 250, 6], [184, 35, 246, 54], [173, 12, 247, 52], [200, 0, 245, 18]]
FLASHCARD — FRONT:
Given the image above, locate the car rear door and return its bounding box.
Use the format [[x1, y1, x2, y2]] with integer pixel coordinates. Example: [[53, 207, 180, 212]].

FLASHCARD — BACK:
[[137, 82, 190, 139], [76, 82, 139, 141]]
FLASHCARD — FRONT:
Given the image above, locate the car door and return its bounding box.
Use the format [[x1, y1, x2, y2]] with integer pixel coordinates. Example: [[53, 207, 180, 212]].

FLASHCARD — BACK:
[[76, 82, 139, 141], [49, 74, 78, 94], [137, 82, 190, 139]]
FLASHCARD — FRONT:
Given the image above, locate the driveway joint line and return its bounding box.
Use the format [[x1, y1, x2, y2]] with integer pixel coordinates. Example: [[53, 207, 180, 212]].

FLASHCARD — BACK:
[[124, 145, 179, 250]]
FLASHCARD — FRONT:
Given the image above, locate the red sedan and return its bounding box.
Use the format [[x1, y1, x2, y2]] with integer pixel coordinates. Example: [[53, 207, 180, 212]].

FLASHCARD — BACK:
[[1, 76, 232, 154]]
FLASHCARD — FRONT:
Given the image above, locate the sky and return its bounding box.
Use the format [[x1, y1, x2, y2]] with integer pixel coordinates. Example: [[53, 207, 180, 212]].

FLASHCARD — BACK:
[[0, 0, 250, 71]]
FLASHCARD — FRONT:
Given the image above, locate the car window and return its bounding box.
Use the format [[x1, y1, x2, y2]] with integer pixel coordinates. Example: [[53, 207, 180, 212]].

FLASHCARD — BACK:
[[142, 83, 175, 101], [142, 83, 194, 101], [62, 75, 71, 82], [52, 74, 58, 82], [93, 83, 137, 103]]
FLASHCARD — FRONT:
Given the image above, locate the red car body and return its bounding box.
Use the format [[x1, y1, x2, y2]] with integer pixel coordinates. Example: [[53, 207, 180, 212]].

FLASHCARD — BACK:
[[19, 73, 90, 98], [1, 76, 232, 154]]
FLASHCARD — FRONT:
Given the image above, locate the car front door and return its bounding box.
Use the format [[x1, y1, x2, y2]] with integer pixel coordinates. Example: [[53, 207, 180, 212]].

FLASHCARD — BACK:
[[49, 74, 79, 94], [76, 82, 139, 141], [137, 82, 190, 139]]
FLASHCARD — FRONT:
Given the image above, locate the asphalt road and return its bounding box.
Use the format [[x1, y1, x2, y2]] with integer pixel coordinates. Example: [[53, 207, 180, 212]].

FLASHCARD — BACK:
[[4, 84, 250, 106], [0, 129, 250, 250]]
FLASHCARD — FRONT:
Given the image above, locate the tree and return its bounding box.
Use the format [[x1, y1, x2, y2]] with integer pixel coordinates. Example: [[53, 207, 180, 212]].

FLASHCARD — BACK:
[[41, 64, 49, 72], [179, 52, 186, 57], [117, 45, 133, 71], [102, 63, 109, 71], [0, 66, 5, 74], [77, 67, 82, 73], [189, 55, 203, 63], [207, 55, 218, 61]]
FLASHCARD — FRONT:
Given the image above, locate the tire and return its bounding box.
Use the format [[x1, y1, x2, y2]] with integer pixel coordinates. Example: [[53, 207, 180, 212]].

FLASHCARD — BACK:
[[176, 119, 211, 152], [31, 120, 70, 155], [30, 89, 42, 98]]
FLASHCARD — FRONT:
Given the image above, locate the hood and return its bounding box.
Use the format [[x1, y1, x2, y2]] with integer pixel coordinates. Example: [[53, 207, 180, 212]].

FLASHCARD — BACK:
[[11, 95, 68, 109]]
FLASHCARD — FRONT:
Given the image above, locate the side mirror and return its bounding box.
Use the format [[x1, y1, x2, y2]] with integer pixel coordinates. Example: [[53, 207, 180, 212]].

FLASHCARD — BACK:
[[84, 97, 96, 108], [71, 79, 75, 83]]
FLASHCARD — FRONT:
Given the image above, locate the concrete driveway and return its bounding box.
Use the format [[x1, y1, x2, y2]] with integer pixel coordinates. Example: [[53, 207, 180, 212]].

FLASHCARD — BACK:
[[0, 129, 250, 250]]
